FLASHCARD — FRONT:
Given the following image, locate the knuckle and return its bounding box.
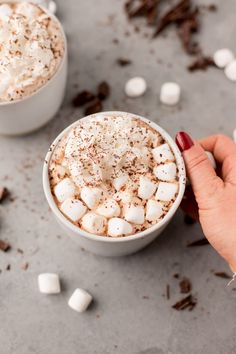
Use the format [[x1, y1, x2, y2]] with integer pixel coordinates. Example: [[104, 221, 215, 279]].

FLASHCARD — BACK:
[[188, 153, 208, 172]]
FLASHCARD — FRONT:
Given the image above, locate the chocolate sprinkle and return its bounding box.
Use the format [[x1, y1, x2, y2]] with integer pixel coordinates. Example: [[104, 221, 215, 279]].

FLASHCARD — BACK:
[[214, 272, 231, 279], [172, 294, 196, 311], [179, 277, 192, 294], [166, 284, 170, 300], [0, 187, 9, 203], [0, 240, 11, 252], [116, 58, 132, 66]]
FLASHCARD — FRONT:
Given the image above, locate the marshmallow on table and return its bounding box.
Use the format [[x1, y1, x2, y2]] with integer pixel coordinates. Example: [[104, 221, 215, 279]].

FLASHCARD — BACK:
[[152, 143, 175, 163], [38, 273, 61, 294], [125, 77, 147, 98], [68, 288, 93, 313], [108, 218, 133, 237], [96, 198, 120, 218], [48, 1, 57, 14], [138, 176, 156, 199], [80, 187, 103, 209], [124, 204, 145, 224], [225, 60, 236, 81], [153, 162, 177, 181], [156, 182, 178, 202], [160, 82, 181, 106], [146, 200, 164, 221], [213, 48, 234, 68], [205, 151, 216, 169], [81, 212, 107, 235], [61, 198, 87, 222], [113, 174, 129, 191], [54, 178, 76, 203]]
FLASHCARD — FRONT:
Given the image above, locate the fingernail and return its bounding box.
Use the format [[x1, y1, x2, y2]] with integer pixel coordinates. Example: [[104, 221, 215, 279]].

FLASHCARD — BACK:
[[175, 131, 194, 152]]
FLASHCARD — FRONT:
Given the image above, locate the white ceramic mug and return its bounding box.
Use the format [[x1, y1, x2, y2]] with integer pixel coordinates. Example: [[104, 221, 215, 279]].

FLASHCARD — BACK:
[[0, 2, 68, 136], [43, 112, 186, 257]]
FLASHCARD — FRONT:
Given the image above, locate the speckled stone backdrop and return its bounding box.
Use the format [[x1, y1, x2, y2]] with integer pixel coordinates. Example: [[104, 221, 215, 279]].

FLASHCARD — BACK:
[[1, 1, 236, 353]]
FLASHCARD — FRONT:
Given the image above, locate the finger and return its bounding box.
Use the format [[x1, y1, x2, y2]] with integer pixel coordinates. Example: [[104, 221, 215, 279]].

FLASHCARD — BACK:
[[199, 134, 236, 181], [199, 134, 236, 164], [176, 132, 223, 202]]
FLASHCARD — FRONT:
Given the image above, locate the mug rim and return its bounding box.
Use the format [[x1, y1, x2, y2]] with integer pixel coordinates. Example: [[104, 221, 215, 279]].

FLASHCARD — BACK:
[[43, 111, 186, 243], [0, 1, 67, 106]]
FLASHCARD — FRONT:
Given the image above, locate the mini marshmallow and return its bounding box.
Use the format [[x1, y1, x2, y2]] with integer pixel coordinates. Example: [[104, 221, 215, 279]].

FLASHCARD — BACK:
[[80, 187, 103, 209], [205, 151, 216, 169], [213, 48, 234, 68], [160, 82, 181, 106], [233, 129, 236, 143], [138, 176, 156, 199], [96, 198, 120, 218], [0, 4, 12, 19], [38, 273, 61, 294], [108, 218, 133, 237], [113, 174, 129, 191], [225, 60, 236, 81], [54, 178, 76, 203], [146, 200, 164, 221], [125, 77, 147, 98], [60, 198, 87, 222], [48, 1, 57, 14], [153, 162, 177, 181], [81, 212, 107, 235], [124, 204, 145, 224], [68, 288, 93, 313], [114, 190, 134, 204], [156, 182, 178, 202], [152, 143, 175, 163]]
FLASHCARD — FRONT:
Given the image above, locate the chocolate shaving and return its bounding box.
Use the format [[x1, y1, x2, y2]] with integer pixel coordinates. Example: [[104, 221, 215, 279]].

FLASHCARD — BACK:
[[97, 81, 110, 101], [214, 272, 231, 279], [173, 273, 179, 279], [188, 55, 216, 71], [187, 237, 209, 247], [178, 8, 200, 55], [172, 294, 196, 311], [116, 58, 132, 66], [72, 90, 95, 107], [179, 277, 192, 294], [0, 187, 9, 203], [84, 99, 103, 116], [125, 0, 159, 25], [6, 264, 11, 271], [154, 0, 192, 37], [0, 240, 11, 252], [17, 248, 24, 254]]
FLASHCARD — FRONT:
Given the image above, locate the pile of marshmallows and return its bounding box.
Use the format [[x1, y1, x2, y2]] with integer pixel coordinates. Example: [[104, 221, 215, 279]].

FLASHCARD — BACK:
[[54, 143, 178, 236], [38, 273, 92, 313], [213, 48, 236, 81]]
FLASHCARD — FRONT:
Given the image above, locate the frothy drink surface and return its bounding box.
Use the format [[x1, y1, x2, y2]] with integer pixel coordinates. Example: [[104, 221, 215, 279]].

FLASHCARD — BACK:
[[0, 2, 64, 102], [49, 114, 180, 237]]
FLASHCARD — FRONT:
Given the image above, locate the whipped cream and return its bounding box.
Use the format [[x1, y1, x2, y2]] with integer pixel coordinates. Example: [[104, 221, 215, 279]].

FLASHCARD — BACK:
[[49, 114, 180, 237], [0, 2, 64, 101]]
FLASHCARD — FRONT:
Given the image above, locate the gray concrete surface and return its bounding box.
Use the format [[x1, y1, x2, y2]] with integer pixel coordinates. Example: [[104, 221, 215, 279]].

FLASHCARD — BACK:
[[1, 1, 236, 353]]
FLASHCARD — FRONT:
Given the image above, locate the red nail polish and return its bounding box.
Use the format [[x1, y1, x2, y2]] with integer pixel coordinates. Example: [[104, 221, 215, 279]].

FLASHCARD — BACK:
[[175, 132, 194, 152]]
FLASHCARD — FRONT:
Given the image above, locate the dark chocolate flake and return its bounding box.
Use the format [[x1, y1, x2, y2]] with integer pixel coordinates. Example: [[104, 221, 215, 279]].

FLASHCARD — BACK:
[[188, 55, 216, 71], [97, 81, 110, 101], [179, 277, 192, 294], [116, 58, 132, 66], [72, 90, 95, 107], [0, 187, 9, 203], [172, 294, 196, 311], [84, 99, 103, 116]]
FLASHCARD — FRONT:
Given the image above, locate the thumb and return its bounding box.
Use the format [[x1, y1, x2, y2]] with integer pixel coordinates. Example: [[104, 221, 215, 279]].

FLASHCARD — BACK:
[[175, 132, 221, 199]]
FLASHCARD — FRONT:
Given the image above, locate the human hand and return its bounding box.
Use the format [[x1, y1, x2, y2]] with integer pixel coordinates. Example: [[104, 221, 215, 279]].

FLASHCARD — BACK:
[[175, 132, 236, 271]]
